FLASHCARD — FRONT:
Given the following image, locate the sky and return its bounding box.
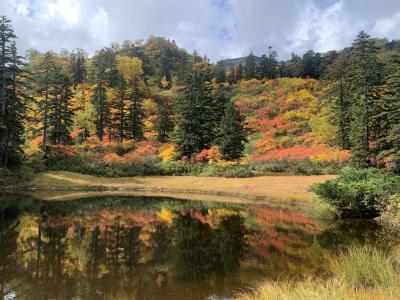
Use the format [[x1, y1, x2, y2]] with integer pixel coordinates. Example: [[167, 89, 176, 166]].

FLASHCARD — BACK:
[[2, 0, 400, 61]]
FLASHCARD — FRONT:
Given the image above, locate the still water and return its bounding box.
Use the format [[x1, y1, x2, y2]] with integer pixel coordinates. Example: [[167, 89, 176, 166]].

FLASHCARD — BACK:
[[0, 194, 398, 300]]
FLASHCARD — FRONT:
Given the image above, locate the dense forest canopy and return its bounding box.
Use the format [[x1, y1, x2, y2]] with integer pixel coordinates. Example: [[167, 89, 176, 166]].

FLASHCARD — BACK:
[[2, 15, 400, 175]]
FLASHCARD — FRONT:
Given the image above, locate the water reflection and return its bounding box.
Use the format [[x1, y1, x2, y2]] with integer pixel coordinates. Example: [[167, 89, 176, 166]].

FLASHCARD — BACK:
[[0, 194, 397, 300]]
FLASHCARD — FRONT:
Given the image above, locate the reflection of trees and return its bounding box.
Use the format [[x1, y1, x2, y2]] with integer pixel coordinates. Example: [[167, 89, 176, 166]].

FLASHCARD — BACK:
[[5, 195, 396, 299], [0, 204, 20, 299], [317, 220, 400, 250], [171, 212, 248, 279]]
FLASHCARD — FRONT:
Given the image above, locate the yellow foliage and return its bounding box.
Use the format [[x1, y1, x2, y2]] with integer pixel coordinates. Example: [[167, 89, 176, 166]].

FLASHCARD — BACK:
[[240, 79, 262, 88], [115, 55, 144, 81], [157, 208, 173, 224], [160, 75, 169, 89], [287, 89, 317, 105], [159, 144, 176, 162], [143, 98, 158, 115], [24, 143, 42, 157], [310, 149, 350, 163], [284, 110, 310, 120], [308, 110, 336, 145]]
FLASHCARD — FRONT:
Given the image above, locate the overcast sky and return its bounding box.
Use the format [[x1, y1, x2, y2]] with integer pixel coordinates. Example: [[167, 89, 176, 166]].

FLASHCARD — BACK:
[[2, 0, 400, 61]]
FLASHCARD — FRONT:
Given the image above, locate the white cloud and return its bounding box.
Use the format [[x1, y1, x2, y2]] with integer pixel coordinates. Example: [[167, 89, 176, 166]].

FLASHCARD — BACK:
[[2, 0, 400, 61]]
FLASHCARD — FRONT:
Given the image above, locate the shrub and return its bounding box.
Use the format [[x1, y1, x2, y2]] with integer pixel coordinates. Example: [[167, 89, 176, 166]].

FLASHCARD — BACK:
[[312, 167, 400, 218], [0, 166, 35, 187], [250, 160, 342, 175]]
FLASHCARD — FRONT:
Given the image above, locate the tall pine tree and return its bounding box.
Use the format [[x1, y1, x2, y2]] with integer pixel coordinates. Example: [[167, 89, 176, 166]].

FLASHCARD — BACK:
[[173, 60, 216, 156], [0, 16, 25, 167], [347, 31, 382, 168], [218, 101, 246, 160]]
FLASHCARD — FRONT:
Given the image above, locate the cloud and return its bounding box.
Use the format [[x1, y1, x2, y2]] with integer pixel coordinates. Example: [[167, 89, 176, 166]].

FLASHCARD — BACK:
[[2, 0, 400, 61]]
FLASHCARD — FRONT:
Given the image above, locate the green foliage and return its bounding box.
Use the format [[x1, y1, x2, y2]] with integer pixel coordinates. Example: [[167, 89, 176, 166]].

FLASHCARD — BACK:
[[218, 101, 246, 160], [251, 160, 342, 175], [312, 167, 400, 218], [46, 154, 163, 177], [244, 52, 257, 80], [347, 31, 383, 168], [0, 16, 25, 167], [0, 166, 34, 186], [155, 97, 174, 142], [173, 60, 217, 156]]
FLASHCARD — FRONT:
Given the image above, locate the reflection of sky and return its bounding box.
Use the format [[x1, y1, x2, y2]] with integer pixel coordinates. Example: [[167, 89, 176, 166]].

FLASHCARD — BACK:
[[3, 0, 400, 61]]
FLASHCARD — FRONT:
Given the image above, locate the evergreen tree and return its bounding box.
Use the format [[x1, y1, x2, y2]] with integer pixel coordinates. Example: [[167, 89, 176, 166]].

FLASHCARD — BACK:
[[259, 46, 278, 79], [0, 17, 25, 167], [301, 50, 321, 78], [173, 60, 216, 156], [90, 54, 110, 141], [35, 51, 60, 151], [328, 53, 352, 149], [48, 72, 74, 144], [154, 97, 174, 142], [213, 88, 229, 135], [69, 48, 86, 86], [377, 52, 400, 172], [112, 74, 128, 142], [226, 66, 236, 85], [218, 101, 246, 160], [244, 52, 257, 80], [347, 31, 383, 168], [129, 99, 144, 140], [214, 61, 226, 84], [235, 64, 243, 82]]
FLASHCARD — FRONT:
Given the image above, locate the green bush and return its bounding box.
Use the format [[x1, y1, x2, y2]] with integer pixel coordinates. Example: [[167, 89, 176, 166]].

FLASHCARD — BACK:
[[250, 160, 342, 175], [46, 155, 164, 177], [312, 167, 400, 218], [0, 166, 35, 187]]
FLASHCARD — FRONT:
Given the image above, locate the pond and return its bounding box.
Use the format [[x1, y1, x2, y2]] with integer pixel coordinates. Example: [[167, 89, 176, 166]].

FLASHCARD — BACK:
[[0, 193, 399, 300]]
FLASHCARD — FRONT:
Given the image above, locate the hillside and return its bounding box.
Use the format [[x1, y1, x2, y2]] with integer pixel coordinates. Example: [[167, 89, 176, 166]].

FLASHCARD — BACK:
[[228, 78, 348, 163]]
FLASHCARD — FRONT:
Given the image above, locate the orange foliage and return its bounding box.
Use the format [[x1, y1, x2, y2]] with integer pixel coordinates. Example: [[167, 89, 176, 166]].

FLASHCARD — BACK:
[[192, 146, 222, 163], [253, 146, 345, 162]]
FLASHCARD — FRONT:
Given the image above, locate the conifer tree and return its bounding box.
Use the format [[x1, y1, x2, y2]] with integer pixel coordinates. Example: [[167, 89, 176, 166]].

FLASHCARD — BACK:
[[235, 64, 243, 82], [259, 46, 278, 79], [48, 72, 74, 144], [218, 101, 246, 160], [378, 52, 400, 172], [212, 88, 229, 137], [214, 61, 226, 84], [154, 97, 173, 142], [244, 52, 257, 80], [90, 56, 110, 141], [347, 31, 382, 168], [112, 74, 128, 142], [0, 16, 25, 167], [328, 53, 351, 149], [227, 66, 236, 85], [69, 49, 86, 86], [173, 60, 216, 156]]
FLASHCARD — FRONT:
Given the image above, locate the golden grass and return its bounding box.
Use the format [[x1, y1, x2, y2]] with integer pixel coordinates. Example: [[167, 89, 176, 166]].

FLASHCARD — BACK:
[[238, 245, 400, 300], [30, 171, 335, 203], [237, 278, 400, 300]]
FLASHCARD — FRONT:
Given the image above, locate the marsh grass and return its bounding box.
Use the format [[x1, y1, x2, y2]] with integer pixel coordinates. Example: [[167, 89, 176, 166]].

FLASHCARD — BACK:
[[329, 245, 399, 288], [238, 278, 400, 300], [238, 245, 400, 300]]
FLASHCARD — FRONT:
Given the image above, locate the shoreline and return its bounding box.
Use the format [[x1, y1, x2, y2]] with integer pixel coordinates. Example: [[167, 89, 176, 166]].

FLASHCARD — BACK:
[[2, 171, 335, 204]]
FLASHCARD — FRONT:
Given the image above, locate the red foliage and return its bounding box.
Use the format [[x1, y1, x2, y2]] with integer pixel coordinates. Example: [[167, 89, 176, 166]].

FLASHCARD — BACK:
[[31, 135, 43, 145]]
